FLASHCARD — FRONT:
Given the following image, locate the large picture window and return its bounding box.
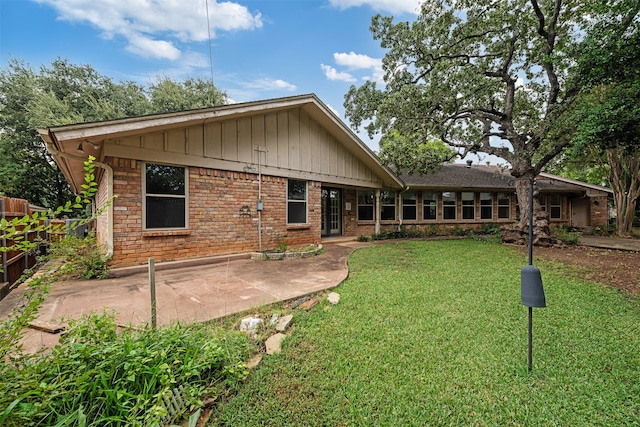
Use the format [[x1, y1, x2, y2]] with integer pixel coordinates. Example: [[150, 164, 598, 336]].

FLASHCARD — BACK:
[[423, 191, 437, 220], [287, 179, 307, 224], [480, 193, 493, 220], [357, 191, 375, 221], [402, 191, 417, 220], [442, 192, 456, 220], [498, 193, 510, 219], [144, 163, 187, 229], [380, 191, 396, 221], [462, 192, 475, 220]]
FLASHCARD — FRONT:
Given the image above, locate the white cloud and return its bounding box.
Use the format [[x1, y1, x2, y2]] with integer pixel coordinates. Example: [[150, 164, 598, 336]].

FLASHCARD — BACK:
[[241, 78, 297, 92], [326, 52, 384, 83], [321, 64, 356, 82], [334, 52, 380, 70], [35, 0, 262, 60], [328, 0, 421, 14], [125, 33, 181, 60]]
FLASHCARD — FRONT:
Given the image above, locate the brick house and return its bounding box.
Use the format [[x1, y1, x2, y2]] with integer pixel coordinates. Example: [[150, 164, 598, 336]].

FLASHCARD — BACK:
[[38, 94, 612, 267], [397, 163, 612, 234]]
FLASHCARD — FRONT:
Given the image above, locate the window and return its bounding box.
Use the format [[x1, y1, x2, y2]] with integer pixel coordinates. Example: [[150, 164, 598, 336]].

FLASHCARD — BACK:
[[423, 191, 437, 220], [144, 163, 187, 229], [380, 191, 396, 221], [549, 194, 562, 219], [480, 193, 493, 220], [498, 193, 510, 219], [462, 192, 475, 220], [402, 191, 417, 220], [442, 192, 456, 220], [357, 191, 374, 221], [287, 180, 307, 224]]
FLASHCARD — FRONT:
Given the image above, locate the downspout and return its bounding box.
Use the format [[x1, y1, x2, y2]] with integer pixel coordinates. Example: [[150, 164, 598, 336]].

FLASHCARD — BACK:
[[43, 134, 114, 258]]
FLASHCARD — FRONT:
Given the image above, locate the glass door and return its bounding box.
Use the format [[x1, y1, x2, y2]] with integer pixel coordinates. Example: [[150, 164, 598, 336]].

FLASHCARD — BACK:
[[321, 187, 342, 237]]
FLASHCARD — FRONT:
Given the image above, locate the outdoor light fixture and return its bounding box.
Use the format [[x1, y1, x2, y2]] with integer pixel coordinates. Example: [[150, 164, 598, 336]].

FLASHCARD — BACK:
[[521, 176, 546, 373], [76, 141, 85, 153]]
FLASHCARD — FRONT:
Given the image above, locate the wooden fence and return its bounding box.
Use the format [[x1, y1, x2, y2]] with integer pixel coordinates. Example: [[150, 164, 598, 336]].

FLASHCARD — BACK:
[[0, 196, 62, 300]]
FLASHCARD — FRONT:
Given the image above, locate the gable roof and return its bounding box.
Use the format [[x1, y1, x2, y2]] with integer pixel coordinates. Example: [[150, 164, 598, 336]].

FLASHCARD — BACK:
[[39, 94, 404, 192]]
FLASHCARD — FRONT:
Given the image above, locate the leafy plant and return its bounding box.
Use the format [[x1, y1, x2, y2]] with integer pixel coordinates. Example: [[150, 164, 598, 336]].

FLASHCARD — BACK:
[[0, 312, 252, 426], [356, 235, 371, 242], [450, 224, 467, 236], [553, 225, 582, 245], [276, 234, 288, 252], [50, 231, 110, 279], [0, 156, 101, 361]]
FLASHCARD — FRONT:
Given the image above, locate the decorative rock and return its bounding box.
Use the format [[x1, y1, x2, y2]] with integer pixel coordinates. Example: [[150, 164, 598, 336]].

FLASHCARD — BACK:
[[239, 316, 262, 336], [299, 299, 318, 311], [265, 333, 286, 354], [275, 314, 293, 332], [327, 292, 340, 305], [247, 354, 263, 369]]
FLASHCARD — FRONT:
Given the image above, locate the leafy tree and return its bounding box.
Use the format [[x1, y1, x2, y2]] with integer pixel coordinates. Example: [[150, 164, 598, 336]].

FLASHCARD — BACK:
[[344, 0, 595, 242], [150, 76, 227, 113], [557, 0, 640, 236], [0, 58, 228, 210]]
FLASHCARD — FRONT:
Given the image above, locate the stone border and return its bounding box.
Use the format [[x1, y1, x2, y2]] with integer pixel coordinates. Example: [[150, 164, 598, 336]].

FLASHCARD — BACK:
[[251, 244, 323, 261]]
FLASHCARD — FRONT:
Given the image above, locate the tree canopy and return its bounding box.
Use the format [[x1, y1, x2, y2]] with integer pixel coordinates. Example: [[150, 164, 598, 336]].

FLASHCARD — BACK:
[[343, 0, 630, 235], [552, 0, 640, 235], [0, 58, 227, 209]]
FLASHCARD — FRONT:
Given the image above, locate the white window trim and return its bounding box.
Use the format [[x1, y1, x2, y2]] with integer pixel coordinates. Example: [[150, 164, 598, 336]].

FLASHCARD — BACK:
[[287, 179, 308, 225]]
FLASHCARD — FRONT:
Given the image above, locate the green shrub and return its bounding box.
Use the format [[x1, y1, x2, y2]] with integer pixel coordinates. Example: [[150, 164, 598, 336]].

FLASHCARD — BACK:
[[553, 226, 582, 245], [450, 225, 467, 236], [0, 312, 251, 426], [50, 232, 109, 279], [423, 224, 441, 236], [477, 223, 500, 235], [356, 235, 371, 242], [591, 223, 616, 236]]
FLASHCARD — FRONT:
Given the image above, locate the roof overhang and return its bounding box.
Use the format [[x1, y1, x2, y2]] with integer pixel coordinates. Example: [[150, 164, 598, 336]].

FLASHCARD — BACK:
[[39, 94, 404, 192]]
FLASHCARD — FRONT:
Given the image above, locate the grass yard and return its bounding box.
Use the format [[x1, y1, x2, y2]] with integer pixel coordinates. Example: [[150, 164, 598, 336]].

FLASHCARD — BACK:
[[212, 240, 640, 426]]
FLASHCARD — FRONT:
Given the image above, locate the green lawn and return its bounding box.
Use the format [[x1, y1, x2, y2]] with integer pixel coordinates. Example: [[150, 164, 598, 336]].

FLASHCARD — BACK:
[[212, 240, 640, 426]]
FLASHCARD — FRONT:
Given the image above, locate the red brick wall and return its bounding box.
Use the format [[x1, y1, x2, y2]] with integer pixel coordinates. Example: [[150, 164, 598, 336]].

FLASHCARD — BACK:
[[590, 195, 609, 227], [106, 158, 320, 267]]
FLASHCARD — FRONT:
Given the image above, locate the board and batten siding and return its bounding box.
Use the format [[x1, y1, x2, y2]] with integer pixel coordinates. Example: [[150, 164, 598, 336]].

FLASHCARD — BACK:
[[107, 107, 382, 188]]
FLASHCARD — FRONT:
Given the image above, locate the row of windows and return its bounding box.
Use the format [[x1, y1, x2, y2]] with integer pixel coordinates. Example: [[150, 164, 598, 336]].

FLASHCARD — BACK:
[[144, 163, 310, 229], [143, 163, 562, 230], [357, 191, 512, 222]]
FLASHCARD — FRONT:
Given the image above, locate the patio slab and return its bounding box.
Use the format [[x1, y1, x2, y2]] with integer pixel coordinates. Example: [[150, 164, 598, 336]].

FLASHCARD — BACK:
[[0, 241, 371, 353]]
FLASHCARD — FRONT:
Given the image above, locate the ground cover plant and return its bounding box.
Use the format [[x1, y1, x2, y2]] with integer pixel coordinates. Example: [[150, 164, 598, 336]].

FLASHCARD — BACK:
[[212, 240, 640, 426], [0, 312, 252, 426]]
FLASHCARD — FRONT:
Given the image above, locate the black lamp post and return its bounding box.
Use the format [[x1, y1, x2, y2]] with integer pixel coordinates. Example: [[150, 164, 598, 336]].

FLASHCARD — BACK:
[[521, 177, 546, 373]]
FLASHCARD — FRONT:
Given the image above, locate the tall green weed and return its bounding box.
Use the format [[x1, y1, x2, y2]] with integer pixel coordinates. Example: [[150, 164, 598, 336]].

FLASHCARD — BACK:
[[0, 312, 251, 426]]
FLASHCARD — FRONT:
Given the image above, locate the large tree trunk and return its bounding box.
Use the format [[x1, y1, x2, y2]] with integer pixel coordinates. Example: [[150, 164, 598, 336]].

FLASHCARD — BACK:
[[607, 148, 640, 237], [501, 174, 556, 246]]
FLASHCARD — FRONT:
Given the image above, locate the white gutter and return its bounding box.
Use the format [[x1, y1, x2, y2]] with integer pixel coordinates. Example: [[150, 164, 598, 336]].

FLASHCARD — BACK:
[[42, 135, 114, 258]]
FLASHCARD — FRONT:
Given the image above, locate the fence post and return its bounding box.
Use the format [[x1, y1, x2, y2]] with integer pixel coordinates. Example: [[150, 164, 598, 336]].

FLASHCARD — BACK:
[[1, 199, 7, 284], [23, 203, 29, 271]]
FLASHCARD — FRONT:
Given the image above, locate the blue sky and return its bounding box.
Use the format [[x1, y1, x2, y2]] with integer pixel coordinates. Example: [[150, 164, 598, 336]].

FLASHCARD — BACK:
[[1, 0, 423, 151]]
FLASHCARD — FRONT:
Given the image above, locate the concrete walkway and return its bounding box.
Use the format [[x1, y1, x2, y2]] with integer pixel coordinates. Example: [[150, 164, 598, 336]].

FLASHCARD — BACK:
[[580, 235, 640, 251], [0, 241, 371, 352]]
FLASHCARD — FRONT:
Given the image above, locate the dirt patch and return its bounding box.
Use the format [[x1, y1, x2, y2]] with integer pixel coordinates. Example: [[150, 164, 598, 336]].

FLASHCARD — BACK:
[[522, 245, 640, 297]]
